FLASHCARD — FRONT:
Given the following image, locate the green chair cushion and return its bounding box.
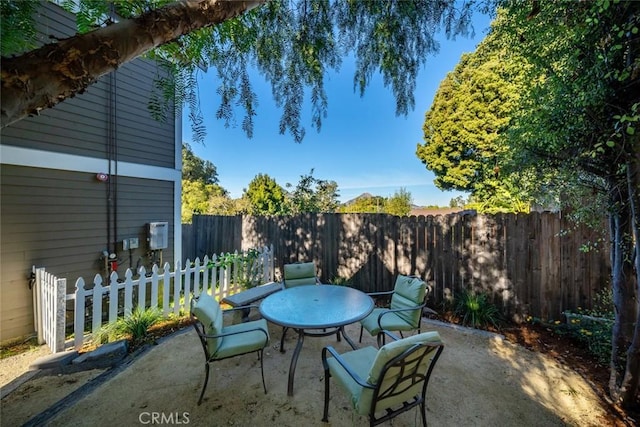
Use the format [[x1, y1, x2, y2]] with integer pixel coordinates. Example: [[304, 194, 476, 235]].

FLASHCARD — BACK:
[[367, 331, 442, 384], [191, 292, 223, 355], [326, 346, 378, 416], [393, 275, 426, 303], [360, 308, 415, 336], [215, 318, 270, 359], [283, 262, 317, 288], [390, 276, 426, 325]]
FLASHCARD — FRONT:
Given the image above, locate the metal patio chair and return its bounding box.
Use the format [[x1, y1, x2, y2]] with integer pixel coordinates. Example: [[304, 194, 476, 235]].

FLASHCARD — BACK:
[[322, 330, 444, 426], [359, 275, 430, 347], [190, 292, 270, 405]]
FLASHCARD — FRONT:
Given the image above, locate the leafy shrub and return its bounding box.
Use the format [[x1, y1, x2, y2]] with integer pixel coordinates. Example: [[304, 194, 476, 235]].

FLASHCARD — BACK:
[[454, 290, 502, 329], [329, 276, 352, 286], [559, 288, 614, 365], [207, 248, 264, 289], [95, 307, 163, 345]]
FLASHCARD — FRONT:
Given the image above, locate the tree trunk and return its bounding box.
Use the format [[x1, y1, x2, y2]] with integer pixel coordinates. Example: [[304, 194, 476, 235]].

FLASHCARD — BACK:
[[1, 0, 265, 128], [608, 174, 637, 402], [615, 148, 640, 408]]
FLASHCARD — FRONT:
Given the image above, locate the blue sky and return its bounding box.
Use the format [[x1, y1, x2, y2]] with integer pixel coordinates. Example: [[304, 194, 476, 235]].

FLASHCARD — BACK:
[[183, 11, 492, 207]]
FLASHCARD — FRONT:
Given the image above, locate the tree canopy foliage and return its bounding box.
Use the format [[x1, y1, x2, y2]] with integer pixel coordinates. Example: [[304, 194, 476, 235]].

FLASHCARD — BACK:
[[421, 0, 639, 406], [285, 169, 339, 214], [1, 0, 475, 144], [244, 173, 289, 215], [181, 143, 235, 222], [488, 2, 640, 406], [337, 190, 413, 216], [182, 143, 218, 184], [384, 188, 413, 216], [417, 11, 531, 213]]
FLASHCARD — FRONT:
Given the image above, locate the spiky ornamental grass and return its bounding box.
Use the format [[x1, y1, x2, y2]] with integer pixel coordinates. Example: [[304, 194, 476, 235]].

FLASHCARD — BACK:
[[95, 307, 163, 345]]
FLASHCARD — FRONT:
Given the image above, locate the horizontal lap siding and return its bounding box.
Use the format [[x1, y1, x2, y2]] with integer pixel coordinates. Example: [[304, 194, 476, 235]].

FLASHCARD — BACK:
[[1, 166, 107, 341], [115, 61, 175, 168], [112, 176, 175, 272], [1, 3, 178, 343], [1, 166, 175, 341]]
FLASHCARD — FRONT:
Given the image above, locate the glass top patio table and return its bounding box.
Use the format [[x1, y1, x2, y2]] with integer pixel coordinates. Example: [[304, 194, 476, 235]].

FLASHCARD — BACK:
[[259, 285, 374, 396]]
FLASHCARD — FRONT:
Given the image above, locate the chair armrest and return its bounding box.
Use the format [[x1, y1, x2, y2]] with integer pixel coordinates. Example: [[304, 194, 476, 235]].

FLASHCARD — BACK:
[[223, 304, 259, 313], [380, 330, 401, 342], [376, 303, 427, 326], [321, 346, 374, 389], [202, 325, 269, 341], [366, 290, 395, 298]]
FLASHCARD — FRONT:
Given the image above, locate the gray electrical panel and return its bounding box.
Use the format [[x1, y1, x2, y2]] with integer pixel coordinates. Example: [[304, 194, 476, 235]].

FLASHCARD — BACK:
[[148, 222, 169, 250]]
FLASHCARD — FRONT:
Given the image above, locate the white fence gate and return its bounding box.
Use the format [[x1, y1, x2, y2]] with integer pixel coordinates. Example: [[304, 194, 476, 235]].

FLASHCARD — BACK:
[[33, 246, 274, 353], [33, 266, 67, 353]]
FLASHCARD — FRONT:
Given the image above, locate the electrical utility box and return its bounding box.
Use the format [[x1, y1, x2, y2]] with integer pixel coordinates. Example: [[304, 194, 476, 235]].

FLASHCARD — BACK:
[[147, 222, 169, 250]]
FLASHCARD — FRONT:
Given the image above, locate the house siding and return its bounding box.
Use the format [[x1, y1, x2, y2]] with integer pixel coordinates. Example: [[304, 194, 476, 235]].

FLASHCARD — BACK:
[[2, 4, 175, 169], [0, 2, 180, 342]]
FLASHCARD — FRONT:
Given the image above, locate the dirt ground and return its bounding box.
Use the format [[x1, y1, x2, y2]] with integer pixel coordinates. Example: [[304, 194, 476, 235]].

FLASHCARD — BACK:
[[0, 318, 619, 426]]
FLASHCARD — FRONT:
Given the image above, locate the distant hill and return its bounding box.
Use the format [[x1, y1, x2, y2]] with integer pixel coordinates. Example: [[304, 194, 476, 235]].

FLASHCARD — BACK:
[[342, 192, 378, 206], [341, 193, 463, 215]]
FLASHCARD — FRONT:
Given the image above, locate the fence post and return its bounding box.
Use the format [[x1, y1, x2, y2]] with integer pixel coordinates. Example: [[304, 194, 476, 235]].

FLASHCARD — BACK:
[[138, 266, 147, 312], [202, 255, 211, 295], [150, 264, 159, 310], [34, 267, 45, 345], [163, 262, 171, 316], [108, 271, 119, 325], [124, 269, 134, 316], [174, 260, 182, 316], [184, 260, 192, 309], [74, 277, 87, 350], [269, 244, 274, 282], [53, 278, 66, 352], [92, 276, 104, 337], [193, 257, 201, 296]]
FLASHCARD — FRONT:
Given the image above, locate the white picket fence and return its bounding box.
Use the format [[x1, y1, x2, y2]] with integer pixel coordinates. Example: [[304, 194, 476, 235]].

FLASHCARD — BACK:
[[34, 246, 274, 353], [33, 266, 67, 353]]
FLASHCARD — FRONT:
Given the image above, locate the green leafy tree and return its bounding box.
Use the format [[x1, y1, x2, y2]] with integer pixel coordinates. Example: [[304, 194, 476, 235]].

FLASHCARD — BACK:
[[1, 0, 474, 143], [182, 143, 218, 184], [244, 174, 288, 215], [384, 188, 412, 216], [449, 196, 467, 208], [286, 169, 339, 214], [0, 0, 37, 56], [486, 1, 640, 407], [181, 143, 235, 222], [417, 23, 529, 213], [182, 180, 231, 223]]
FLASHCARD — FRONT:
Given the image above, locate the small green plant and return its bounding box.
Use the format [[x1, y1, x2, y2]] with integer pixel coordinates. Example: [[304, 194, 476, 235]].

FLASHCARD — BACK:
[[454, 290, 502, 329], [95, 307, 163, 346], [558, 288, 614, 365], [329, 276, 352, 286], [0, 336, 39, 359], [207, 248, 264, 289]]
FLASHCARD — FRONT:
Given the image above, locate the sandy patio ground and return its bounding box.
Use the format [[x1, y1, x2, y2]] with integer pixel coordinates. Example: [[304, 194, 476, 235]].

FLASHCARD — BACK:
[[1, 318, 613, 426]]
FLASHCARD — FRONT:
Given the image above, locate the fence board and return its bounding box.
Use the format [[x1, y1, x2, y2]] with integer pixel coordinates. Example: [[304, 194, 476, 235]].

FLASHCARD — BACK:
[[183, 213, 611, 321]]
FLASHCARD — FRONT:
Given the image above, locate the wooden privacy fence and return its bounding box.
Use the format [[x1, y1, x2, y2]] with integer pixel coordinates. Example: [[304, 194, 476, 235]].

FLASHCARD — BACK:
[[184, 213, 610, 321], [33, 247, 274, 352]]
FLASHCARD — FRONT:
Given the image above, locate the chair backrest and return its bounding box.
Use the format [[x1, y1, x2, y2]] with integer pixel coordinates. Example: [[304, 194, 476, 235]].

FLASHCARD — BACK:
[[364, 331, 444, 417], [283, 262, 318, 288], [191, 292, 224, 357], [390, 275, 427, 327]]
